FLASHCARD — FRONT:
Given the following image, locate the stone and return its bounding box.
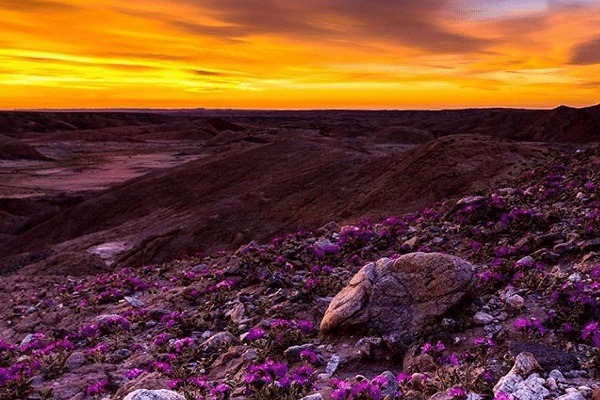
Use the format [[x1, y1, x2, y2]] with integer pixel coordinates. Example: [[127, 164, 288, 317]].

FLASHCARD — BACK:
[[65, 351, 86, 371], [379, 371, 399, 399], [200, 331, 239, 351], [510, 374, 549, 400], [474, 312, 494, 325], [548, 370, 566, 383], [505, 294, 525, 309], [226, 302, 245, 324], [545, 377, 557, 390], [320, 253, 474, 340], [510, 343, 579, 372], [325, 354, 341, 376], [510, 352, 541, 376], [124, 296, 145, 308], [300, 394, 323, 400], [592, 388, 600, 400], [284, 343, 316, 361], [555, 393, 585, 400], [402, 237, 419, 250], [493, 353, 549, 400], [123, 389, 185, 400]]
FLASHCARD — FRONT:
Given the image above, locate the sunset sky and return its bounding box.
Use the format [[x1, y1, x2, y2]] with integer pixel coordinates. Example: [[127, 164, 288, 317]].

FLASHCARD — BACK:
[[1, 0, 599, 109]]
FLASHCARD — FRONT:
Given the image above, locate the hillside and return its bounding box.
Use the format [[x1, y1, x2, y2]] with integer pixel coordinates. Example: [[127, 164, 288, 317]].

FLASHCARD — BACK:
[[0, 142, 598, 399]]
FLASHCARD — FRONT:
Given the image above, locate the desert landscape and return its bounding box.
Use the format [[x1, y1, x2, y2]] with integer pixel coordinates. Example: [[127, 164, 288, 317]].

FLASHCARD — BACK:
[[2, 0, 600, 398], [0, 106, 599, 399]]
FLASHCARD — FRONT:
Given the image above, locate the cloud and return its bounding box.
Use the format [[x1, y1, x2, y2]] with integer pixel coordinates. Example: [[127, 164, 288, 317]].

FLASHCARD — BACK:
[[0, 0, 76, 11], [570, 37, 600, 65], [172, 0, 493, 54]]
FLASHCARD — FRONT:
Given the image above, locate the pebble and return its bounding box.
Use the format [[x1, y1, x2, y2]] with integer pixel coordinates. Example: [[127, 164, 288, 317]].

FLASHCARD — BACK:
[[556, 392, 585, 400], [506, 294, 525, 309], [325, 354, 341, 376], [65, 351, 86, 371], [546, 377, 558, 390], [474, 312, 494, 325], [124, 296, 144, 308], [300, 394, 323, 400], [549, 370, 566, 383]]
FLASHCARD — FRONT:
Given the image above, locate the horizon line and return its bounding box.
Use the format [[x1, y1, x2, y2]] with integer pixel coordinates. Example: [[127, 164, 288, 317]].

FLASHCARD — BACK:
[[1, 103, 598, 113]]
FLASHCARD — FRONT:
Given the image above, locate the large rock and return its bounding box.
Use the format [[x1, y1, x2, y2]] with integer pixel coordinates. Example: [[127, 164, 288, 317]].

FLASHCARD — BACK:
[[123, 389, 185, 400], [320, 253, 474, 336]]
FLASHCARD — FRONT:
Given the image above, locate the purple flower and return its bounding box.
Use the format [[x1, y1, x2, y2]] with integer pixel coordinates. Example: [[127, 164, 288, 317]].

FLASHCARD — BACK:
[[80, 324, 100, 338], [86, 380, 108, 395], [154, 333, 171, 346], [211, 383, 231, 395], [494, 391, 511, 400], [331, 380, 352, 400], [173, 337, 194, 353], [245, 328, 267, 342], [297, 320, 314, 334], [582, 322, 599, 340], [292, 365, 314, 385], [125, 368, 144, 379], [271, 362, 288, 378], [449, 386, 467, 398], [396, 372, 411, 384], [300, 349, 320, 364]]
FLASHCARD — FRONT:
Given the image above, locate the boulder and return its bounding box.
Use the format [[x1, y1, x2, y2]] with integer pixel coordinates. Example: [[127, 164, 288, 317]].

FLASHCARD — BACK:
[[320, 253, 474, 338]]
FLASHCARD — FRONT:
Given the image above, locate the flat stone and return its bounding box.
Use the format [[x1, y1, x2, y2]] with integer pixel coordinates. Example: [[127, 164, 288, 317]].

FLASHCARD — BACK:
[[124, 389, 185, 400], [474, 312, 494, 325], [65, 351, 86, 371]]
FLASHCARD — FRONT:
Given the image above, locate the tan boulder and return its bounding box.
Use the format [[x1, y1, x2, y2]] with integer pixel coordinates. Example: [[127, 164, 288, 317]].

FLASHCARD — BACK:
[[320, 252, 474, 337]]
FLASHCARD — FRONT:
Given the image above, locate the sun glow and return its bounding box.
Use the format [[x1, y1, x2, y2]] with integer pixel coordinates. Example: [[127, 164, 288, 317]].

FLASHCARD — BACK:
[[0, 0, 599, 109]]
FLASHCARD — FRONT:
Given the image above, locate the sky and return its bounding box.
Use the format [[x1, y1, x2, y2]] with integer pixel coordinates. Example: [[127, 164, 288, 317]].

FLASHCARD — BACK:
[[0, 0, 599, 109]]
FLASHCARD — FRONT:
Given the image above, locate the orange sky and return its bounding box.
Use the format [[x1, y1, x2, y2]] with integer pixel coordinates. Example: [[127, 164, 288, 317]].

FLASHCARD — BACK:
[[1, 0, 599, 109]]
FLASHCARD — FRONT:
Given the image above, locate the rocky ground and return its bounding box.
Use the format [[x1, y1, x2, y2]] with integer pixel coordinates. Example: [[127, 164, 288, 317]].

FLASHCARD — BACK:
[[0, 129, 598, 399]]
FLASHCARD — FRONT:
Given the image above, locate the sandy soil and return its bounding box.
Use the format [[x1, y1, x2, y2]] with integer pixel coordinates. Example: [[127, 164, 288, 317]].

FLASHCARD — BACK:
[[0, 140, 204, 198]]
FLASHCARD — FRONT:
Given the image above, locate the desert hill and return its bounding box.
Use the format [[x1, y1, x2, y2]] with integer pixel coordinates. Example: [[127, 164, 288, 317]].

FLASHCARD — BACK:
[[0, 134, 559, 275]]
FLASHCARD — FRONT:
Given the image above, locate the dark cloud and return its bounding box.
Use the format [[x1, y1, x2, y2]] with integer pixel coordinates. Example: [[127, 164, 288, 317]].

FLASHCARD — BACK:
[[173, 0, 492, 54], [191, 69, 228, 77], [12, 55, 159, 72], [570, 37, 600, 65], [0, 0, 77, 11]]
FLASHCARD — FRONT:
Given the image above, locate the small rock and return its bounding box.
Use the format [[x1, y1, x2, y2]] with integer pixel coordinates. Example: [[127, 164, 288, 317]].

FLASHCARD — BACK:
[[505, 294, 525, 309], [200, 331, 239, 351], [555, 392, 585, 400], [124, 296, 145, 308], [545, 377, 557, 390], [284, 344, 316, 361], [510, 343, 580, 372], [549, 370, 566, 383], [577, 386, 592, 396], [65, 351, 86, 371], [402, 237, 419, 250], [378, 371, 399, 399], [511, 352, 541, 376], [592, 388, 600, 400], [123, 389, 185, 400], [474, 312, 494, 325], [466, 395, 482, 400], [226, 303, 245, 324], [300, 394, 323, 400], [325, 354, 341, 376]]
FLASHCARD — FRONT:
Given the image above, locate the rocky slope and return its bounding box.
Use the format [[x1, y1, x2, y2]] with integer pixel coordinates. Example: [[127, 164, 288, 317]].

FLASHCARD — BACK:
[[0, 134, 555, 275], [0, 141, 598, 400]]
